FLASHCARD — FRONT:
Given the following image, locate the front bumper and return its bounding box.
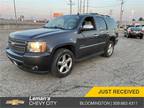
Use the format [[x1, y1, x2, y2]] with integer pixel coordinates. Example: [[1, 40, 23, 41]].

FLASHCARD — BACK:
[[6, 48, 52, 73], [129, 32, 143, 36]]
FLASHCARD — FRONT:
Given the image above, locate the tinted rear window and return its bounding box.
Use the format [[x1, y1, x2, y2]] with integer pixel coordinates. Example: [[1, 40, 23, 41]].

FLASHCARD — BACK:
[[95, 17, 107, 31], [105, 17, 117, 30]]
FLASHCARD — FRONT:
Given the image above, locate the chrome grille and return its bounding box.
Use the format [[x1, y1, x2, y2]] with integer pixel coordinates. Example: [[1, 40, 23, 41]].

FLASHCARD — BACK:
[[8, 38, 26, 54]]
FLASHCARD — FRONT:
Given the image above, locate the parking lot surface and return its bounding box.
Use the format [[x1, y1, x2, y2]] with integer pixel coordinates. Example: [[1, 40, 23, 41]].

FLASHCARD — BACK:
[[0, 29, 144, 97]]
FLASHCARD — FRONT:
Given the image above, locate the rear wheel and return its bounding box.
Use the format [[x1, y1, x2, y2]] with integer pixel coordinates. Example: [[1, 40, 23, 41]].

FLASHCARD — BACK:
[[103, 41, 114, 57], [51, 48, 74, 78], [140, 35, 143, 39], [127, 34, 130, 38]]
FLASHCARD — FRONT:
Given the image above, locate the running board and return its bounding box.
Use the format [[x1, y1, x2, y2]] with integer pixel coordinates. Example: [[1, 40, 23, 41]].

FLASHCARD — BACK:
[[75, 51, 104, 62]]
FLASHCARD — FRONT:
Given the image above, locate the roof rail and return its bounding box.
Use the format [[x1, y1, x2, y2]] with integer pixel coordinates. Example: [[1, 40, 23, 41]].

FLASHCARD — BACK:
[[88, 13, 110, 17], [101, 15, 110, 17], [88, 13, 100, 15], [76, 13, 111, 17]]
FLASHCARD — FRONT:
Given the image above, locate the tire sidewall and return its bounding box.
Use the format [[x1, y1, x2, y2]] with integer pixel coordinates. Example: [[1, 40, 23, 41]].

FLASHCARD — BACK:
[[104, 41, 114, 57], [140, 34, 143, 39], [51, 49, 74, 78]]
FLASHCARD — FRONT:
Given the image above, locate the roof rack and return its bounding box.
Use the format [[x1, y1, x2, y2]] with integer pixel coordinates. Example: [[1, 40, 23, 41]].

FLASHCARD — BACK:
[[88, 13, 99, 15], [88, 13, 110, 17], [76, 13, 110, 17], [77, 13, 100, 15]]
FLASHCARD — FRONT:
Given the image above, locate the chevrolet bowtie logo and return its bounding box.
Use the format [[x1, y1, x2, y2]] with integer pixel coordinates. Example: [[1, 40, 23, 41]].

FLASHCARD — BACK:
[[6, 99, 25, 106]]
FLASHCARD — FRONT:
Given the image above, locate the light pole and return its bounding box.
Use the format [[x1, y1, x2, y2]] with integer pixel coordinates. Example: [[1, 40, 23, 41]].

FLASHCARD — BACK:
[[69, 0, 72, 15], [80, 0, 82, 13], [109, 9, 113, 16], [119, 0, 124, 27], [131, 10, 135, 21], [83, 0, 85, 13], [77, 0, 80, 13], [86, 0, 89, 13], [13, 0, 17, 24]]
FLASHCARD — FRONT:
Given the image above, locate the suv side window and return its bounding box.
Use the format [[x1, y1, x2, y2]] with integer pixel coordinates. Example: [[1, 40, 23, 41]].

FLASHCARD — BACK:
[[95, 17, 107, 31], [105, 17, 117, 30], [82, 16, 96, 30]]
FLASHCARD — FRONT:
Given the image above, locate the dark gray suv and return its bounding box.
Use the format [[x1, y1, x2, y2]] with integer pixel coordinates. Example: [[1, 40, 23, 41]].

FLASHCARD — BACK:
[[6, 13, 118, 77]]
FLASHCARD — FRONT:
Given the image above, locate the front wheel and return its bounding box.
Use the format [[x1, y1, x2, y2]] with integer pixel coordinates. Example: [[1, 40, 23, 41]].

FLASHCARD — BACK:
[[103, 41, 114, 57], [51, 49, 74, 78]]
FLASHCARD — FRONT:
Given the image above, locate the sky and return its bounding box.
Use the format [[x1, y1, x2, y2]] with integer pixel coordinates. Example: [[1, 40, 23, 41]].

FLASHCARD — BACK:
[[0, 0, 144, 21]]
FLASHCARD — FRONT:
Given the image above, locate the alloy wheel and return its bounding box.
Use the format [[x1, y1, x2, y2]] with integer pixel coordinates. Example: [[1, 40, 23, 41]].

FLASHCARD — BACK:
[[107, 43, 114, 56], [57, 54, 73, 74]]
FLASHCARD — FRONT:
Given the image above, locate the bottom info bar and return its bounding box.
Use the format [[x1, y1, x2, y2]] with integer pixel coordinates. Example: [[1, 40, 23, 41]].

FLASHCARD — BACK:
[[0, 97, 144, 108]]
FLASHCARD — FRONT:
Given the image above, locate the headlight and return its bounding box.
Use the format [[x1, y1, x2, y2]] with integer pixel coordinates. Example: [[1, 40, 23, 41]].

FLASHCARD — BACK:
[[27, 42, 47, 53]]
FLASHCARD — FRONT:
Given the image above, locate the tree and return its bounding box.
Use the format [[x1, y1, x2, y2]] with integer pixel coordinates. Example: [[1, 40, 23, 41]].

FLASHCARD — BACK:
[[138, 17, 143, 21]]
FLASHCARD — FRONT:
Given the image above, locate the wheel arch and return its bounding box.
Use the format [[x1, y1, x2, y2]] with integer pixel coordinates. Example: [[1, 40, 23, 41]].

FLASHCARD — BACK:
[[51, 44, 76, 57], [109, 36, 116, 45]]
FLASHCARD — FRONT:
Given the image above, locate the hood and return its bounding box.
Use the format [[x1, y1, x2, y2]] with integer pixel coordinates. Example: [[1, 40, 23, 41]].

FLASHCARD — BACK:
[[10, 28, 67, 40]]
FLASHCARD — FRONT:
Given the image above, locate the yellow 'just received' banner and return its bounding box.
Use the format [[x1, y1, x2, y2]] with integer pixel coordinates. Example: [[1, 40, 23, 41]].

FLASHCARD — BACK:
[[85, 86, 144, 97]]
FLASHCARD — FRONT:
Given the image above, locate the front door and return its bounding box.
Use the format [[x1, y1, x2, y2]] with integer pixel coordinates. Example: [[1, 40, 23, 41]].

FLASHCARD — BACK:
[[77, 16, 97, 57]]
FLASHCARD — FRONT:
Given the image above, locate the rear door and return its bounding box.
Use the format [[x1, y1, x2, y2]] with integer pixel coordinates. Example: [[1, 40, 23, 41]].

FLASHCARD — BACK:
[[94, 16, 108, 51]]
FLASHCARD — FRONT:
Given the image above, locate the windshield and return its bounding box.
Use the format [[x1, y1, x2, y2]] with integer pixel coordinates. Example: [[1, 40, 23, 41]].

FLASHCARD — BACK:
[[135, 25, 142, 27], [127, 25, 142, 29], [44, 15, 79, 30]]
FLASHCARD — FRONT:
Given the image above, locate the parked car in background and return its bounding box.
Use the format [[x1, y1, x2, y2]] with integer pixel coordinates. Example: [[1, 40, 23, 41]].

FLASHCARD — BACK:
[[124, 25, 133, 36], [6, 13, 118, 78], [124, 25, 143, 39]]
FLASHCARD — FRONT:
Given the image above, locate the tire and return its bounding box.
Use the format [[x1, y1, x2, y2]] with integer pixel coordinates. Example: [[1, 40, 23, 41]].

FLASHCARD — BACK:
[[140, 35, 143, 39], [125, 33, 128, 37], [127, 34, 130, 38], [103, 41, 114, 57], [51, 48, 74, 78]]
